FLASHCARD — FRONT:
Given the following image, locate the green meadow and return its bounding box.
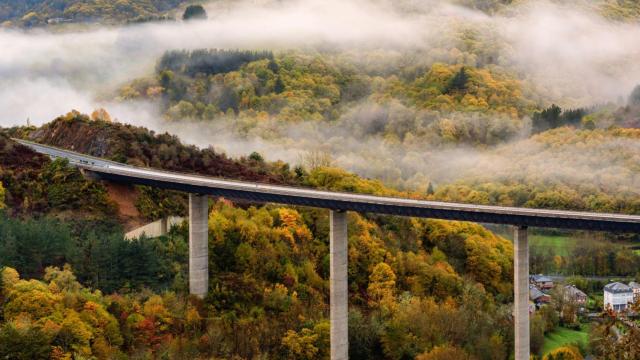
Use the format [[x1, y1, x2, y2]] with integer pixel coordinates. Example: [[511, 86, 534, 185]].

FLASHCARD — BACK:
[[542, 325, 590, 356], [530, 234, 578, 257]]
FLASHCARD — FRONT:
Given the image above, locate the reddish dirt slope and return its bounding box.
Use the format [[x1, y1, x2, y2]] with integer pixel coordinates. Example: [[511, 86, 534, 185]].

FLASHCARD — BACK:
[[105, 183, 145, 231]]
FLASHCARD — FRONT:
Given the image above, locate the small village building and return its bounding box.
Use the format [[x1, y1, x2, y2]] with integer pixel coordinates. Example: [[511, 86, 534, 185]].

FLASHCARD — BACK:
[[564, 285, 587, 305], [629, 281, 640, 301], [564, 285, 588, 312], [530, 274, 554, 290], [604, 282, 634, 312], [530, 285, 551, 306], [47, 18, 73, 24]]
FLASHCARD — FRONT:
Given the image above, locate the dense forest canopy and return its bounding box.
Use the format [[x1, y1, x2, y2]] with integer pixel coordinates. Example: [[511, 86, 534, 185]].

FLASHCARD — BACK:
[[3, 0, 640, 27], [0, 0, 187, 26], [2, 0, 640, 359], [0, 118, 521, 358], [2, 119, 638, 357]]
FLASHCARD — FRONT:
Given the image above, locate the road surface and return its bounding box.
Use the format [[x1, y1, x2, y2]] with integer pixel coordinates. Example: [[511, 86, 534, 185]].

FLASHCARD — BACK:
[[15, 138, 640, 233]]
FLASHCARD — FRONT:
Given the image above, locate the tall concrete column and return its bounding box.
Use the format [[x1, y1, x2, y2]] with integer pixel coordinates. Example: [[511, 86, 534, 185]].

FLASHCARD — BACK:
[[189, 194, 209, 298], [330, 210, 348, 360], [514, 225, 529, 360]]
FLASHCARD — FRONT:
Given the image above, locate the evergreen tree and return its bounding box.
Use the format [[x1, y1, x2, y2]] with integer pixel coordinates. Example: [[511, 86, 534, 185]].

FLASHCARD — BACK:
[[532, 104, 562, 133], [183, 5, 207, 21], [268, 59, 279, 73], [426, 182, 435, 196], [629, 84, 640, 107], [219, 87, 239, 113], [446, 66, 469, 93], [249, 152, 264, 162], [0, 323, 51, 360], [274, 76, 285, 94]]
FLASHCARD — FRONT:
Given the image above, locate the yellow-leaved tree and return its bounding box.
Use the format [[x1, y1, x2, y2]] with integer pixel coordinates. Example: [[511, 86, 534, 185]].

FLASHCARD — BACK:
[[367, 262, 397, 312], [416, 344, 476, 360], [543, 346, 583, 360], [0, 181, 5, 210]]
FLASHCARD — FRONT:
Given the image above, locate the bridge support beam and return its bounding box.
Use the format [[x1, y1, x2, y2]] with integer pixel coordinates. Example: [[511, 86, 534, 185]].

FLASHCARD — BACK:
[[189, 194, 209, 298], [514, 225, 529, 360], [330, 210, 348, 360]]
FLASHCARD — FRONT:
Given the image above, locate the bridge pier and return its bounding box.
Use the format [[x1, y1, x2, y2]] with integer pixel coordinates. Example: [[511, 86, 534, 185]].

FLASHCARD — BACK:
[[330, 210, 348, 360], [189, 194, 209, 298], [514, 225, 529, 360]]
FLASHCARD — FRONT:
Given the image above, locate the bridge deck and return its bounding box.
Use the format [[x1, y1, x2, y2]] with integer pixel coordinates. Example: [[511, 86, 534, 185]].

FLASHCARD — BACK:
[[15, 138, 640, 232]]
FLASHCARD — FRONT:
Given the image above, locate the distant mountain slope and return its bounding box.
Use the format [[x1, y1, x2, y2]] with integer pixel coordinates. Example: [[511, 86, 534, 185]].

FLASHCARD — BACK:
[[0, 0, 186, 26], [456, 0, 640, 21]]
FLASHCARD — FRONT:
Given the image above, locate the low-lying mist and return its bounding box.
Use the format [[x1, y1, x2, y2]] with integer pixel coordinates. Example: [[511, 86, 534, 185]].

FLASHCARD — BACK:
[[2, 0, 640, 124], [110, 99, 640, 200], [1, 0, 640, 194]]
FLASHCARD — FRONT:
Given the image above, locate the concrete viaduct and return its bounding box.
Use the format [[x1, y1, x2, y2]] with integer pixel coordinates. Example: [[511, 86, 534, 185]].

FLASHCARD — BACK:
[[16, 139, 640, 360]]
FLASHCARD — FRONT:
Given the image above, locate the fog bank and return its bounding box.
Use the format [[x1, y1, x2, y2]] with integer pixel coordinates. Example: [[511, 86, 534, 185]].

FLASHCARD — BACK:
[[1, 0, 640, 191]]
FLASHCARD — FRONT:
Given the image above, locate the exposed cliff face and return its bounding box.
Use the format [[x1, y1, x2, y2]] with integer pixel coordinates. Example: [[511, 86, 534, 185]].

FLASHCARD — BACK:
[[27, 111, 287, 184]]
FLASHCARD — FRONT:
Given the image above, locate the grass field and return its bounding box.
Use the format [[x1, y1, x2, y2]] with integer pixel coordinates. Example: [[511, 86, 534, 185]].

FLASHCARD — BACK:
[[530, 234, 577, 257], [541, 325, 589, 356]]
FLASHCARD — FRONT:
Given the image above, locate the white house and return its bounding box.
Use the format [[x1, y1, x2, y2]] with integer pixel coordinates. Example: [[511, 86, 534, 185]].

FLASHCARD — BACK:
[[604, 282, 634, 312]]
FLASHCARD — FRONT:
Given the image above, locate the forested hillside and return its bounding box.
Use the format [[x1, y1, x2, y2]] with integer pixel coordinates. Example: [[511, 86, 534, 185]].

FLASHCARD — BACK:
[[4, 0, 640, 28], [25, 111, 288, 184], [0, 0, 186, 26], [118, 47, 640, 213], [0, 113, 521, 359], [3, 109, 639, 357], [455, 0, 640, 20], [0, 133, 115, 218], [122, 50, 535, 123], [433, 127, 640, 213], [2, 0, 640, 358], [7, 110, 301, 220]]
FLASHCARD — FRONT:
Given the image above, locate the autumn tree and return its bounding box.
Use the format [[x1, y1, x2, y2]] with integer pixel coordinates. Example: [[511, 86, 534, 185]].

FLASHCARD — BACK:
[[590, 310, 640, 359], [90, 108, 112, 122], [0, 182, 5, 209], [281, 321, 329, 360], [416, 344, 475, 360], [543, 346, 583, 360], [300, 150, 333, 171], [367, 262, 397, 312], [530, 313, 546, 355]]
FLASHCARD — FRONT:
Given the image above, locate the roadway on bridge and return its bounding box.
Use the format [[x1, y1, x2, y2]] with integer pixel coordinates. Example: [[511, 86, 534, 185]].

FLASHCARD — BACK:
[[15, 138, 640, 233]]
